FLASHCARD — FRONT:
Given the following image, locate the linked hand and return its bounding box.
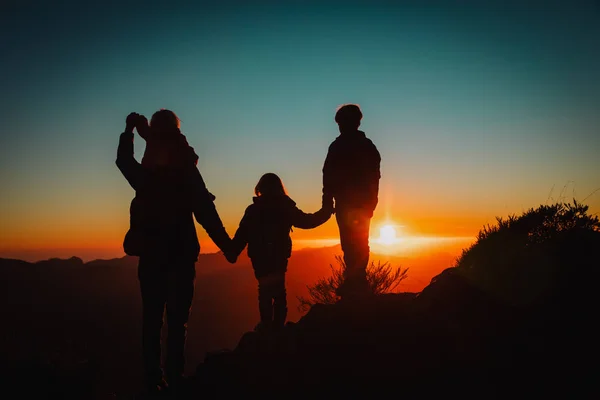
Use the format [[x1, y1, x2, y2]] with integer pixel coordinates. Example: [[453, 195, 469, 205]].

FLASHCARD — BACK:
[[322, 194, 335, 214], [224, 252, 238, 264]]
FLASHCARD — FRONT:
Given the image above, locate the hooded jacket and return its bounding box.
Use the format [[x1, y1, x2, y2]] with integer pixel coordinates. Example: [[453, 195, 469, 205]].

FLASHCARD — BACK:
[[140, 129, 199, 168], [116, 131, 230, 262], [322, 130, 381, 213], [231, 194, 331, 267]]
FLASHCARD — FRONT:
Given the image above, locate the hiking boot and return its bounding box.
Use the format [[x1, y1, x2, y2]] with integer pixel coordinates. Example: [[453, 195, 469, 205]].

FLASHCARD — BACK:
[[336, 279, 372, 301], [165, 374, 192, 397], [142, 376, 168, 399], [273, 305, 287, 330], [254, 321, 272, 333], [335, 281, 349, 297]]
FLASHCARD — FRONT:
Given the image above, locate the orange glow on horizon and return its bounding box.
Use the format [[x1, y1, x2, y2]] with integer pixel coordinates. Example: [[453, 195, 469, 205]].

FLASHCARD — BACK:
[[0, 212, 495, 262]]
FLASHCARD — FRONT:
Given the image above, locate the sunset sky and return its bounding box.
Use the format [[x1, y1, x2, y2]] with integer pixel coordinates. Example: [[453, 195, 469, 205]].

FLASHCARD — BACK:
[[1, 0, 599, 261]]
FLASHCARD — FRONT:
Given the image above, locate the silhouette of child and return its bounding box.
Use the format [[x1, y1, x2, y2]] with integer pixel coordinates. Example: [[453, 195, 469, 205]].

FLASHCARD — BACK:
[[226, 173, 333, 332]]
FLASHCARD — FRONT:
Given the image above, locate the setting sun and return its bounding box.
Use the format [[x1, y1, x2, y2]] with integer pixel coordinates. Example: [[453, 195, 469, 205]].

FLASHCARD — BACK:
[[379, 224, 397, 245]]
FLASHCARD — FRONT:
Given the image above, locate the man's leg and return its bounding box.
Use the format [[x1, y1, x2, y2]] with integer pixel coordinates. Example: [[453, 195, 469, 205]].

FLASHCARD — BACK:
[[336, 209, 353, 274], [138, 257, 168, 390], [165, 261, 196, 386], [352, 210, 371, 287], [336, 208, 371, 296]]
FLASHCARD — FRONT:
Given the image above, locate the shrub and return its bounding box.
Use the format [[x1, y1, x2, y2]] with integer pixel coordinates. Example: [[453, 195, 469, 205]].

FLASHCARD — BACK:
[[297, 255, 408, 312], [454, 200, 600, 306]]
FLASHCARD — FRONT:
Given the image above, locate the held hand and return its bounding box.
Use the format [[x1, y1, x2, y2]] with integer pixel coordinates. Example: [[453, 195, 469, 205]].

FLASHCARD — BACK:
[[222, 240, 239, 264], [224, 251, 238, 264], [322, 194, 335, 214]]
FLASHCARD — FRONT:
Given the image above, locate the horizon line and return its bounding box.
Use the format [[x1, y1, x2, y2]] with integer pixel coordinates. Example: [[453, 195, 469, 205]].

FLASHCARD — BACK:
[[0, 235, 476, 264]]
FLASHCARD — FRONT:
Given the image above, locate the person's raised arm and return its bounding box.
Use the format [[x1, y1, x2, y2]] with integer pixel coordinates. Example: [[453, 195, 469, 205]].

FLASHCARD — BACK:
[[116, 112, 144, 190]]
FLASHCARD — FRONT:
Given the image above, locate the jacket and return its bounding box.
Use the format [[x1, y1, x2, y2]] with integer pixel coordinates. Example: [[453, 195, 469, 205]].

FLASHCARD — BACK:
[[231, 194, 331, 265], [322, 130, 381, 213], [116, 131, 230, 261]]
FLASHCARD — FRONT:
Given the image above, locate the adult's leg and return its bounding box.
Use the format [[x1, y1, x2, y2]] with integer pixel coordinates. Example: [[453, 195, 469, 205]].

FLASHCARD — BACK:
[[164, 260, 196, 384], [336, 208, 371, 294], [351, 210, 371, 284], [138, 257, 168, 388]]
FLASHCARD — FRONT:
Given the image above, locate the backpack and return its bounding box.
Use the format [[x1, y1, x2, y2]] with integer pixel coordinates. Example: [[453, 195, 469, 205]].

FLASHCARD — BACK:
[[123, 196, 144, 256]]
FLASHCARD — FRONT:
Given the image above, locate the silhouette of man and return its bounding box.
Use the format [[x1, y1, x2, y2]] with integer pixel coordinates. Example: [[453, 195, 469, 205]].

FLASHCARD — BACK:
[[116, 112, 232, 395], [322, 104, 381, 299]]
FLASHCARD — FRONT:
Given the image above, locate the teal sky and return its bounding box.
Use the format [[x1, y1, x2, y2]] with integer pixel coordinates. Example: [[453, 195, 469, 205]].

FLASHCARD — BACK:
[[1, 0, 599, 260]]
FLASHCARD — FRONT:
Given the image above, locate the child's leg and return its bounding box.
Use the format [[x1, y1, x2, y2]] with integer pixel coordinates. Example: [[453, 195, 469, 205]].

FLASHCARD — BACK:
[[257, 276, 274, 324], [255, 259, 288, 328], [271, 270, 287, 328]]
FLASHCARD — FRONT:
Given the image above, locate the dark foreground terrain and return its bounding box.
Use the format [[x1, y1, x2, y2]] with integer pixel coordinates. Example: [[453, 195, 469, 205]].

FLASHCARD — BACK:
[[2, 202, 598, 398]]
